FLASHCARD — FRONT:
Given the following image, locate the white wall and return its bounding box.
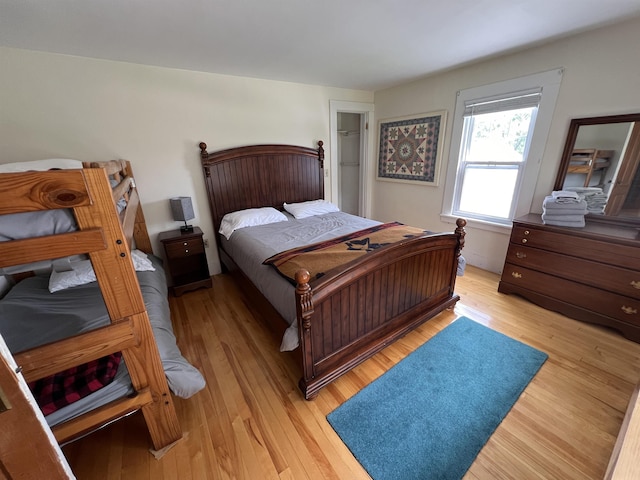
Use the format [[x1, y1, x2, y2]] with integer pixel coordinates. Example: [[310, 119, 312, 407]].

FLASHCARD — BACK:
[[0, 47, 373, 274], [3, 17, 639, 276], [372, 16, 640, 273]]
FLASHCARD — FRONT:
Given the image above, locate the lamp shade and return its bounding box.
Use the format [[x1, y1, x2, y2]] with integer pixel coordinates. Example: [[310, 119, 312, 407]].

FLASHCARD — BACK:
[[170, 197, 195, 222]]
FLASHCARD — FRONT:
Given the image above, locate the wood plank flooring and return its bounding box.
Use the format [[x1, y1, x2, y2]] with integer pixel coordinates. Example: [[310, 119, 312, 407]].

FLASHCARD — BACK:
[[62, 266, 640, 479]]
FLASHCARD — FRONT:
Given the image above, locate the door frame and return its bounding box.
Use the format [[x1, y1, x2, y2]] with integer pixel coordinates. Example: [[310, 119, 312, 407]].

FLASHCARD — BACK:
[[329, 100, 375, 218], [0, 335, 74, 479]]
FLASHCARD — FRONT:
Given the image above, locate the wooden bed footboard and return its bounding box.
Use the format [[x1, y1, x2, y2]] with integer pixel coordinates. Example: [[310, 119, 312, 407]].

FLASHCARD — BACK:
[[295, 219, 466, 399]]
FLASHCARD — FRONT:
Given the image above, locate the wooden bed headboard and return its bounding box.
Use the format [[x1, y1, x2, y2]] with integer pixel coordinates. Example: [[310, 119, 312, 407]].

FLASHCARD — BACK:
[[199, 141, 325, 235]]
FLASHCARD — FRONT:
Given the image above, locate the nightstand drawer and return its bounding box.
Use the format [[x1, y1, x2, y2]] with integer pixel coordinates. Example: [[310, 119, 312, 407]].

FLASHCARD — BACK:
[[164, 239, 205, 258]]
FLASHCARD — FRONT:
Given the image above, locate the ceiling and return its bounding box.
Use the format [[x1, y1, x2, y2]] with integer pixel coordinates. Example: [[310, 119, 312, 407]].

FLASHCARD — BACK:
[[2, 0, 640, 91]]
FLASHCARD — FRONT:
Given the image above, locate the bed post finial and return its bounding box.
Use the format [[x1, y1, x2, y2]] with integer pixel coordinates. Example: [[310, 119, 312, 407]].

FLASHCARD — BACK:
[[455, 218, 467, 257], [199, 142, 208, 157], [295, 269, 314, 329], [317, 141, 324, 169]]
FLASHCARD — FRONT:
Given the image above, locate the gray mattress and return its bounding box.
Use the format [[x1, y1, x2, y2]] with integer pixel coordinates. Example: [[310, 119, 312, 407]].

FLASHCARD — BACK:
[[0, 255, 205, 427]]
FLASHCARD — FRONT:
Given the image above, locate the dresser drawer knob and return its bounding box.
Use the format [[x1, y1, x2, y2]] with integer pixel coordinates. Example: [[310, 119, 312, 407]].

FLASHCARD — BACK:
[[511, 272, 522, 279], [521, 239, 528, 244], [515, 251, 527, 259], [185, 249, 189, 253], [621, 306, 638, 315], [631, 280, 640, 290], [183, 242, 188, 246], [523, 230, 530, 235]]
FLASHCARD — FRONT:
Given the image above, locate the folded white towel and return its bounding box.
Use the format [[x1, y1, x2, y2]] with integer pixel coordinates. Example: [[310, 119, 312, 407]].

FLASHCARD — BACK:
[[564, 186, 602, 194], [543, 207, 588, 216], [541, 218, 585, 228], [552, 190, 581, 200], [541, 213, 585, 223], [543, 196, 588, 210]]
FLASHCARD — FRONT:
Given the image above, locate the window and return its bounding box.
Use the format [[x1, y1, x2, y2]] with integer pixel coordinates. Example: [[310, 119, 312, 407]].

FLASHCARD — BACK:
[[442, 69, 563, 229]]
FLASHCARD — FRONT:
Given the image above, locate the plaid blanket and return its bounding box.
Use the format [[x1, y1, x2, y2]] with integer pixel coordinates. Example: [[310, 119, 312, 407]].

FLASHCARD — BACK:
[[263, 222, 433, 284], [28, 352, 123, 416]]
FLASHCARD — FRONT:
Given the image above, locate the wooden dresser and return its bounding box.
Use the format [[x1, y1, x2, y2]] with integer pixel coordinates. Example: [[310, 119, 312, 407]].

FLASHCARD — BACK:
[[498, 214, 640, 343]]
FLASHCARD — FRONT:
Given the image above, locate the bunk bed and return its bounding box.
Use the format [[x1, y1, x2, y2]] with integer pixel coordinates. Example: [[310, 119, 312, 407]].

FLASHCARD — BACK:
[[0, 159, 205, 450], [567, 148, 614, 187], [199, 141, 466, 399]]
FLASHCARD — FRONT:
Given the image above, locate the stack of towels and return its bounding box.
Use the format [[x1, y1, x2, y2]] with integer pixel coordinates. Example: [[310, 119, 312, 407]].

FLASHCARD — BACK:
[[564, 186, 608, 214], [542, 190, 587, 227]]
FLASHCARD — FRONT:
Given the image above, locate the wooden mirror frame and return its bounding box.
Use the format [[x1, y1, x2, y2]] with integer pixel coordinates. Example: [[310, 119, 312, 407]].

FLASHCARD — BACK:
[[554, 112, 640, 226]]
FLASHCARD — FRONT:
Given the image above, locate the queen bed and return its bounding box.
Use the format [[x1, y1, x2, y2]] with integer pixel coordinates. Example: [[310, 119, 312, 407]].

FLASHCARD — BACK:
[[200, 141, 466, 399]]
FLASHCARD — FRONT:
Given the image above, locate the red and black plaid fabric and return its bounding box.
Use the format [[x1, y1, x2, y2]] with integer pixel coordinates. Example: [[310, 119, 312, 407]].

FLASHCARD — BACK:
[[28, 352, 123, 416]]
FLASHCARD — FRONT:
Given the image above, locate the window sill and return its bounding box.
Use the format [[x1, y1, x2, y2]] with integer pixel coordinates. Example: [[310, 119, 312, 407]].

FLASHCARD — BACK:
[[440, 214, 513, 235]]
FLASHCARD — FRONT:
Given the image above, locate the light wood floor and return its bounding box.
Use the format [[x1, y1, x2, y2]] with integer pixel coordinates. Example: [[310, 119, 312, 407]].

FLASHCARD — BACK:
[[63, 266, 640, 479]]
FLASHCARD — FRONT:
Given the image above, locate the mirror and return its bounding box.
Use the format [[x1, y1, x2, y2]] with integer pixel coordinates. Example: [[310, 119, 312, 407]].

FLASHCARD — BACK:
[[554, 113, 640, 225]]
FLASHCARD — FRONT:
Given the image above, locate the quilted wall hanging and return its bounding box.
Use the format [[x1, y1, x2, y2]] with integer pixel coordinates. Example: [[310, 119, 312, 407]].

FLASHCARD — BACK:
[[377, 111, 446, 185]]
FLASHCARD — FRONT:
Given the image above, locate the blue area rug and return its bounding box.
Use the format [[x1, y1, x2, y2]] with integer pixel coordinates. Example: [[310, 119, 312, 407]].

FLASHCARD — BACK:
[[327, 316, 548, 480]]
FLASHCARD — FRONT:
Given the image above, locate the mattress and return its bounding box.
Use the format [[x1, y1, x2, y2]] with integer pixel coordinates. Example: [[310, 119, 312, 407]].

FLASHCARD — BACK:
[[0, 255, 205, 427]]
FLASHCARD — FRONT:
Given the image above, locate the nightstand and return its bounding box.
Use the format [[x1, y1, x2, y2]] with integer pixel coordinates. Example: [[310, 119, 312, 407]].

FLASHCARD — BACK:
[[158, 227, 212, 296]]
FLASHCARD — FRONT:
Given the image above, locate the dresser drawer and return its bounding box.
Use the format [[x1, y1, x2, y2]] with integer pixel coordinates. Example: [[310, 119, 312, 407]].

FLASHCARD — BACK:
[[505, 244, 640, 300], [511, 224, 640, 270], [164, 238, 205, 259], [501, 263, 640, 326]]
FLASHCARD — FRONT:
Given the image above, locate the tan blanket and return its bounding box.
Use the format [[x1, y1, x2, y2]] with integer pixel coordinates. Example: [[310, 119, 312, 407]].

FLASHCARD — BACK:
[[263, 222, 433, 284]]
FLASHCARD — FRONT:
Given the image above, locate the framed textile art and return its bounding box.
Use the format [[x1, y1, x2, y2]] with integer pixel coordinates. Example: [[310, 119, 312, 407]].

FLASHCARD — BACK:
[[377, 111, 446, 185]]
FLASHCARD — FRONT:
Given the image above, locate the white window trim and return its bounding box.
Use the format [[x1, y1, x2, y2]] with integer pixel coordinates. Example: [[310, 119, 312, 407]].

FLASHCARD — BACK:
[[441, 68, 564, 231]]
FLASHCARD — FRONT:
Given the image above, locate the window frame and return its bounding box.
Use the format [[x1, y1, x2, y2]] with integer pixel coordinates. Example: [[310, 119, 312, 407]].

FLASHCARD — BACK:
[[441, 69, 564, 231], [453, 103, 539, 223]]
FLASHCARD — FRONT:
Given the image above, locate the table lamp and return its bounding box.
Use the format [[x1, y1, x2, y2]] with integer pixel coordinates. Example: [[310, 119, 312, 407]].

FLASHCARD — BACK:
[[170, 196, 195, 233]]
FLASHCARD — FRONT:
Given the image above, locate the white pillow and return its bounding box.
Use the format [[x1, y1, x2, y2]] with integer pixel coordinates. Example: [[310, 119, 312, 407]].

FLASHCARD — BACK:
[[131, 249, 155, 271], [49, 249, 155, 293], [0, 158, 82, 172], [48, 260, 96, 293], [219, 207, 288, 240], [283, 199, 340, 219]]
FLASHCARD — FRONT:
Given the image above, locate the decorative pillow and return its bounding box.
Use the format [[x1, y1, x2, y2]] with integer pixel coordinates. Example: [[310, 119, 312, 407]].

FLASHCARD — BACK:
[[283, 199, 340, 219], [219, 207, 288, 240], [48, 250, 155, 293]]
